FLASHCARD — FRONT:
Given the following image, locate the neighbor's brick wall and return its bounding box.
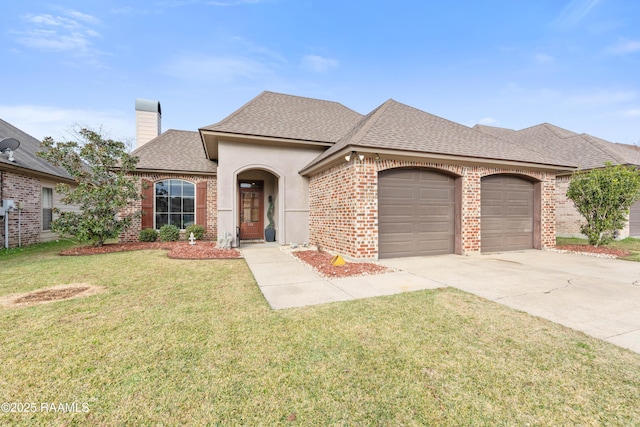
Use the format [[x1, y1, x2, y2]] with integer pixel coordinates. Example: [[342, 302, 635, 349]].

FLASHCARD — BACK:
[[555, 175, 584, 237], [120, 173, 217, 243], [309, 158, 557, 260], [0, 170, 42, 248]]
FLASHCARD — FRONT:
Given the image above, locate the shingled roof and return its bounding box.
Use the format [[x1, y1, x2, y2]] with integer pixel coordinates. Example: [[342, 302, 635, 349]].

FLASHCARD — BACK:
[[132, 129, 216, 174], [475, 123, 640, 170], [0, 118, 72, 180], [200, 91, 363, 143], [302, 100, 574, 173]]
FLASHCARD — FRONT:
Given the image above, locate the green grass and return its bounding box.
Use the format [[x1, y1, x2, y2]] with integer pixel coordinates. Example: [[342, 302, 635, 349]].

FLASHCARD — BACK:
[[557, 236, 640, 261], [1, 246, 640, 425]]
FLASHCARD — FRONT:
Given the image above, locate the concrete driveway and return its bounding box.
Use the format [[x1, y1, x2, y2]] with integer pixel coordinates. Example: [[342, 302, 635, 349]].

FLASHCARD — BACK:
[[380, 250, 640, 354]]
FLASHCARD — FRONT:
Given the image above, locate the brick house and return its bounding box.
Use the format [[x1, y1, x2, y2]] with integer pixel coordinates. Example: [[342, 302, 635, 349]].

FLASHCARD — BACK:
[[475, 123, 640, 239], [0, 119, 77, 248], [126, 91, 582, 259]]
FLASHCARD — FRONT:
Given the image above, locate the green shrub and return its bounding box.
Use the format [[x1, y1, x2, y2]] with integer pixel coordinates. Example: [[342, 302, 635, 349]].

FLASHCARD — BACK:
[[185, 224, 206, 240], [139, 228, 158, 242], [159, 224, 180, 242]]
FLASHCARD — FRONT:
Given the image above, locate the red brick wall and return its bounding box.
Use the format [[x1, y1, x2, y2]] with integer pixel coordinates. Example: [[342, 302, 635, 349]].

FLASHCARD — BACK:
[[0, 170, 42, 248], [555, 175, 584, 237], [309, 157, 557, 259], [120, 173, 217, 242]]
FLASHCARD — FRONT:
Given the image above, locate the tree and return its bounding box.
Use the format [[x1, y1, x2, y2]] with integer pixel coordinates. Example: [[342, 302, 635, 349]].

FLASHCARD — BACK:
[[567, 163, 640, 246], [38, 128, 141, 247]]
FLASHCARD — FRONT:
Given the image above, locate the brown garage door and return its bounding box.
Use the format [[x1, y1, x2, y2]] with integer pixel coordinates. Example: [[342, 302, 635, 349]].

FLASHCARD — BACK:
[[378, 168, 455, 258], [630, 200, 640, 237], [481, 175, 534, 252]]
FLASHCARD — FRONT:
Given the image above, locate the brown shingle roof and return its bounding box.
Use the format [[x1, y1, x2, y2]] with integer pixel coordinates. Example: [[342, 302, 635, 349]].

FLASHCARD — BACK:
[[0, 118, 72, 180], [200, 91, 363, 143], [132, 129, 216, 174], [304, 100, 573, 171], [475, 123, 639, 170]]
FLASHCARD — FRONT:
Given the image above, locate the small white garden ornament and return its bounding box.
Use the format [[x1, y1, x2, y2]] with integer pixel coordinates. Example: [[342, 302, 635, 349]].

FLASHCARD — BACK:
[[188, 232, 196, 245]]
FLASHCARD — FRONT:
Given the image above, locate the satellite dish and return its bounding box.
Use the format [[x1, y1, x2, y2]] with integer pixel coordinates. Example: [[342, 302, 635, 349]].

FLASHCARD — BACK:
[[0, 138, 20, 152]]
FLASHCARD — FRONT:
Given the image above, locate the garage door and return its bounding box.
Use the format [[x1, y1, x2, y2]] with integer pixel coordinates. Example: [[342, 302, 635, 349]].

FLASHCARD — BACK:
[[378, 169, 455, 258], [481, 175, 534, 252], [630, 200, 640, 237]]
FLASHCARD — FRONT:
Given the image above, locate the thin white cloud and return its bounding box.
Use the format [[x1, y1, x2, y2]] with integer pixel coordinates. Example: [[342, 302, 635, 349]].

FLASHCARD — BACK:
[[478, 118, 498, 125], [553, 0, 602, 29], [566, 89, 636, 106], [301, 55, 339, 73], [110, 6, 154, 15], [534, 53, 554, 63], [205, 0, 266, 5], [624, 109, 640, 118], [13, 9, 102, 56], [164, 0, 267, 6], [608, 39, 640, 54], [162, 53, 275, 83], [0, 105, 133, 143]]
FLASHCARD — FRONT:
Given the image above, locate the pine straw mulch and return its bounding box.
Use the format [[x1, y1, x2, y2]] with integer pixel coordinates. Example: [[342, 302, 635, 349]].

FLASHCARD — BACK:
[[554, 244, 631, 258], [292, 250, 391, 278], [0, 284, 105, 309], [59, 241, 242, 259]]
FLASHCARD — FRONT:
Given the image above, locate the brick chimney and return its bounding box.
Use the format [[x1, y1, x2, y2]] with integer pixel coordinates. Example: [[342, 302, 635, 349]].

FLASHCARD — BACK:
[[135, 98, 161, 149]]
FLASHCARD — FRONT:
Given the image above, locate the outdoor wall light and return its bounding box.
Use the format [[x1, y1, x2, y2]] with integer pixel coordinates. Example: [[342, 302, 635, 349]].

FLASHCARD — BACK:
[[345, 151, 365, 162]]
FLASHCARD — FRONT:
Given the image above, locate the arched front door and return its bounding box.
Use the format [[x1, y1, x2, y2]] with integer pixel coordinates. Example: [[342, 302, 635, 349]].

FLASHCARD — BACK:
[[239, 181, 264, 240]]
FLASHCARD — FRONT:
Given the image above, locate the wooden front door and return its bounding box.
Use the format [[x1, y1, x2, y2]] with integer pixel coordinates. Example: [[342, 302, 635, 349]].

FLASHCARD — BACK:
[[239, 183, 264, 240]]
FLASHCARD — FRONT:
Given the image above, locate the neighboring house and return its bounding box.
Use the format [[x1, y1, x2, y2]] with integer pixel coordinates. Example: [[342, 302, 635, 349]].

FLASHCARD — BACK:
[[0, 119, 77, 248], [125, 91, 577, 259], [474, 123, 640, 239]]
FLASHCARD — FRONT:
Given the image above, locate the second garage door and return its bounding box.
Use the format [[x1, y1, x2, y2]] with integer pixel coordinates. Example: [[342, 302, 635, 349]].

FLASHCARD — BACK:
[[481, 175, 534, 252], [378, 168, 455, 258]]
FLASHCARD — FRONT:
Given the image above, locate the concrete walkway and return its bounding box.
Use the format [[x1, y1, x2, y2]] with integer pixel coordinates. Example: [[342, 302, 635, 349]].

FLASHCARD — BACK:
[[240, 244, 442, 309], [241, 244, 640, 354]]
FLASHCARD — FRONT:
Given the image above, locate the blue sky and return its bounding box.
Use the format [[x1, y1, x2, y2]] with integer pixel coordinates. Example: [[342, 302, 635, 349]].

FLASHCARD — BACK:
[[1, 0, 639, 147]]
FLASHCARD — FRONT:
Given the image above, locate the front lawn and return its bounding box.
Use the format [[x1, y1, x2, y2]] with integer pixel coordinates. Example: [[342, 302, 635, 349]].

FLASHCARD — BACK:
[[557, 236, 640, 261], [1, 244, 639, 425]]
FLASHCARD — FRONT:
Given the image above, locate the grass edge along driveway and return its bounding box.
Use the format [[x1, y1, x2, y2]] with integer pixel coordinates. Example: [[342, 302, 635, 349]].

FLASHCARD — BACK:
[[1, 242, 639, 425]]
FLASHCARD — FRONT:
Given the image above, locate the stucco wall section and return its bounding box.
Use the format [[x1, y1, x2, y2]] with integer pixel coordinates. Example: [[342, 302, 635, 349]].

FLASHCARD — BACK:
[[120, 173, 217, 243], [217, 141, 325, 246], [309, 157, 557, 260]]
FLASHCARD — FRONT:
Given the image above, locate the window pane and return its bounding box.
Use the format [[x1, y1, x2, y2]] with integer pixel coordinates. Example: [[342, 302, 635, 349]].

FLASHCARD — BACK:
[[156, 197, 168, 213], [156, 214, 168, 229], [42, 188, 53, 208], [43, 209, 52, 231], [183, 183, 194, 197], [156, 181, 168, 196], [170, 197, 182, 212], [183, 215, 194, 228], [170, 180, 182, 197], [170, 214, 182, 227], [183, 197, 194, 213]]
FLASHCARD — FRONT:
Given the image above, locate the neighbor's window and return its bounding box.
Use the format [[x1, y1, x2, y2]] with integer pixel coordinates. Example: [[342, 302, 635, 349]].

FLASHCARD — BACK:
[[155, 179, 195, 229], [42, 187, 53, 231]]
